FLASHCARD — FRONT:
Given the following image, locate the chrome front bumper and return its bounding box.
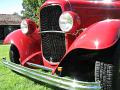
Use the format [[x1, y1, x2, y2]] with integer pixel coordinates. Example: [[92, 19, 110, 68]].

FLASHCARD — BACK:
[[2, 59, 101, 90]]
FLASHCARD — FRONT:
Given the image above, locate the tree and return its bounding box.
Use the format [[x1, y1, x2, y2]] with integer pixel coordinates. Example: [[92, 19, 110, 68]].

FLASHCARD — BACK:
[[22, 0, 45, 24], [13, 12, 19, 16]]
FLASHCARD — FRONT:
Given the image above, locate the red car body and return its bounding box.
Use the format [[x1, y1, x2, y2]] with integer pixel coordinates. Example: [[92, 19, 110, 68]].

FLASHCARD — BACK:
[[3, 0, 120, 89]]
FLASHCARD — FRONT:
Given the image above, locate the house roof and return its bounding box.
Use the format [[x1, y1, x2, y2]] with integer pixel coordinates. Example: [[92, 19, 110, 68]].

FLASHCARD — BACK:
[[0, 14, 22, 25]]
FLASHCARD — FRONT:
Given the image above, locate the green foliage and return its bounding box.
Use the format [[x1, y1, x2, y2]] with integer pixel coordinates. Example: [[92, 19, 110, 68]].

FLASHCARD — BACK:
[[22, 0, 45, 24]]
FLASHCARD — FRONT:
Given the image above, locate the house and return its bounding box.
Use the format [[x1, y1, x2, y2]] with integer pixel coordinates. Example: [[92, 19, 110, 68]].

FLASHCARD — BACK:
[[0, 14, 22, 40]]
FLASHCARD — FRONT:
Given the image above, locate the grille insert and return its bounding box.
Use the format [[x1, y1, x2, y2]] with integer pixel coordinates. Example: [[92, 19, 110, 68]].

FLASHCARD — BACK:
[[40, 5, 66, 62], [41, 32, 66, 62], [40, 5, 62, 31]]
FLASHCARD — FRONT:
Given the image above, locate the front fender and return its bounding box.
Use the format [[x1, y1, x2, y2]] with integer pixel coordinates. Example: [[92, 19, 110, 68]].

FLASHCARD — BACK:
[[54, 19, 120, 74], [69, 19, 120, 51], [4, 29, 41, 65], [53, 19, 120, 73]]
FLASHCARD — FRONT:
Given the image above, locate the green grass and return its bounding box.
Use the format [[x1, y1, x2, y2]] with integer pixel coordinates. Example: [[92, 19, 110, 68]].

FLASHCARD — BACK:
[[0, 45, 55, 90]]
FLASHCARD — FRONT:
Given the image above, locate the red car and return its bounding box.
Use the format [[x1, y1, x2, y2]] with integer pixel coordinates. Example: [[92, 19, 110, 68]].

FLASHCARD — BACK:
[[3, 0, 120, 90]]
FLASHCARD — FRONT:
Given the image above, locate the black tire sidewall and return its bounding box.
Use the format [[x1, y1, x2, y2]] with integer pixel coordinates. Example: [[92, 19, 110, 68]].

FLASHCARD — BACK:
[[95, 40, 120, 90], [112, 41, 120, 90], [9, 45, 20, 64]]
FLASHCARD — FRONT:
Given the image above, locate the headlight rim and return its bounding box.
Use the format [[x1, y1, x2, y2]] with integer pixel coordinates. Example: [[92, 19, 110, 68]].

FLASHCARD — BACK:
[[20, 19, 37, 35], [59, 12, 73, 32], [21, 19, 29, 34]]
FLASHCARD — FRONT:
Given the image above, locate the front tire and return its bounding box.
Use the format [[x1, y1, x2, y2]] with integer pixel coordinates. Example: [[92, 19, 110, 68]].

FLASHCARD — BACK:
[[9, 45, 20, 64], [95, 41, 120, 90], [95, 61, 113, 90]]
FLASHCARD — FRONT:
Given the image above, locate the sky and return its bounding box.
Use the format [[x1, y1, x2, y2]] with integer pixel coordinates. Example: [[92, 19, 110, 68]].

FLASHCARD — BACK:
[[0, 0, 23, 15]]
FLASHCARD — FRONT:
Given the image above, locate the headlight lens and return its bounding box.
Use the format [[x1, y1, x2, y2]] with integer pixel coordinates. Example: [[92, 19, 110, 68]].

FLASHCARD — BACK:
[[59, 12, 73, 32], [21, 20, 28, 34]]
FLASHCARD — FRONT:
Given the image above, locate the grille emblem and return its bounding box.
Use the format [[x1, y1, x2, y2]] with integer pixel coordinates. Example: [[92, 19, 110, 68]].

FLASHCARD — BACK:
[[50, 57, 53, 62]]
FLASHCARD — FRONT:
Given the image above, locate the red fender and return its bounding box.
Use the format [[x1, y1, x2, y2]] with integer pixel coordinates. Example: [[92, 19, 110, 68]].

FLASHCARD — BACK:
[[54, 19, 120, 74], [3, 29, 41, 65], [68, 19, 120, 51]]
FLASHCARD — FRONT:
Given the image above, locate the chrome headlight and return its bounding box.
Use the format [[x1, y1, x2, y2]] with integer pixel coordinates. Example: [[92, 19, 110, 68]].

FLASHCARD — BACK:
[[21, 20, 28, 34], [59, 12, 73, 32], [21, 19, 37, 34]]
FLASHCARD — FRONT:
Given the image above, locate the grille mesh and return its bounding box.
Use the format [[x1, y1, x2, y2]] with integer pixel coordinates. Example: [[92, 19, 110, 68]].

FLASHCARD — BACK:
[[40, 6, 62, 31], [40, 5, 66, 62]]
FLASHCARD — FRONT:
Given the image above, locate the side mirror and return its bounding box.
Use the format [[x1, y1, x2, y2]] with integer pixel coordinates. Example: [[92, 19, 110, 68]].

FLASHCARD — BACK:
[[21, 19, 37, 34]]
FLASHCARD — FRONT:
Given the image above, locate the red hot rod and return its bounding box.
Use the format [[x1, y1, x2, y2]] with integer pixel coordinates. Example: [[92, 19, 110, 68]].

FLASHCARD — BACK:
[[3, 0, 120, 90]]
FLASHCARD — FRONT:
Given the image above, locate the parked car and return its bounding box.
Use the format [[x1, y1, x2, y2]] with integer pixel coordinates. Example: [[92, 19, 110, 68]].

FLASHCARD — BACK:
[[3, 0, 120, 90]]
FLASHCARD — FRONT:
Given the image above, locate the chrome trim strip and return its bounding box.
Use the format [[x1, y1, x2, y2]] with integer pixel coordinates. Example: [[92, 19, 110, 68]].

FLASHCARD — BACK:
[[40, 31, 65, 33], [27, 62, 53, 72], [2, 59, 101, 90]]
